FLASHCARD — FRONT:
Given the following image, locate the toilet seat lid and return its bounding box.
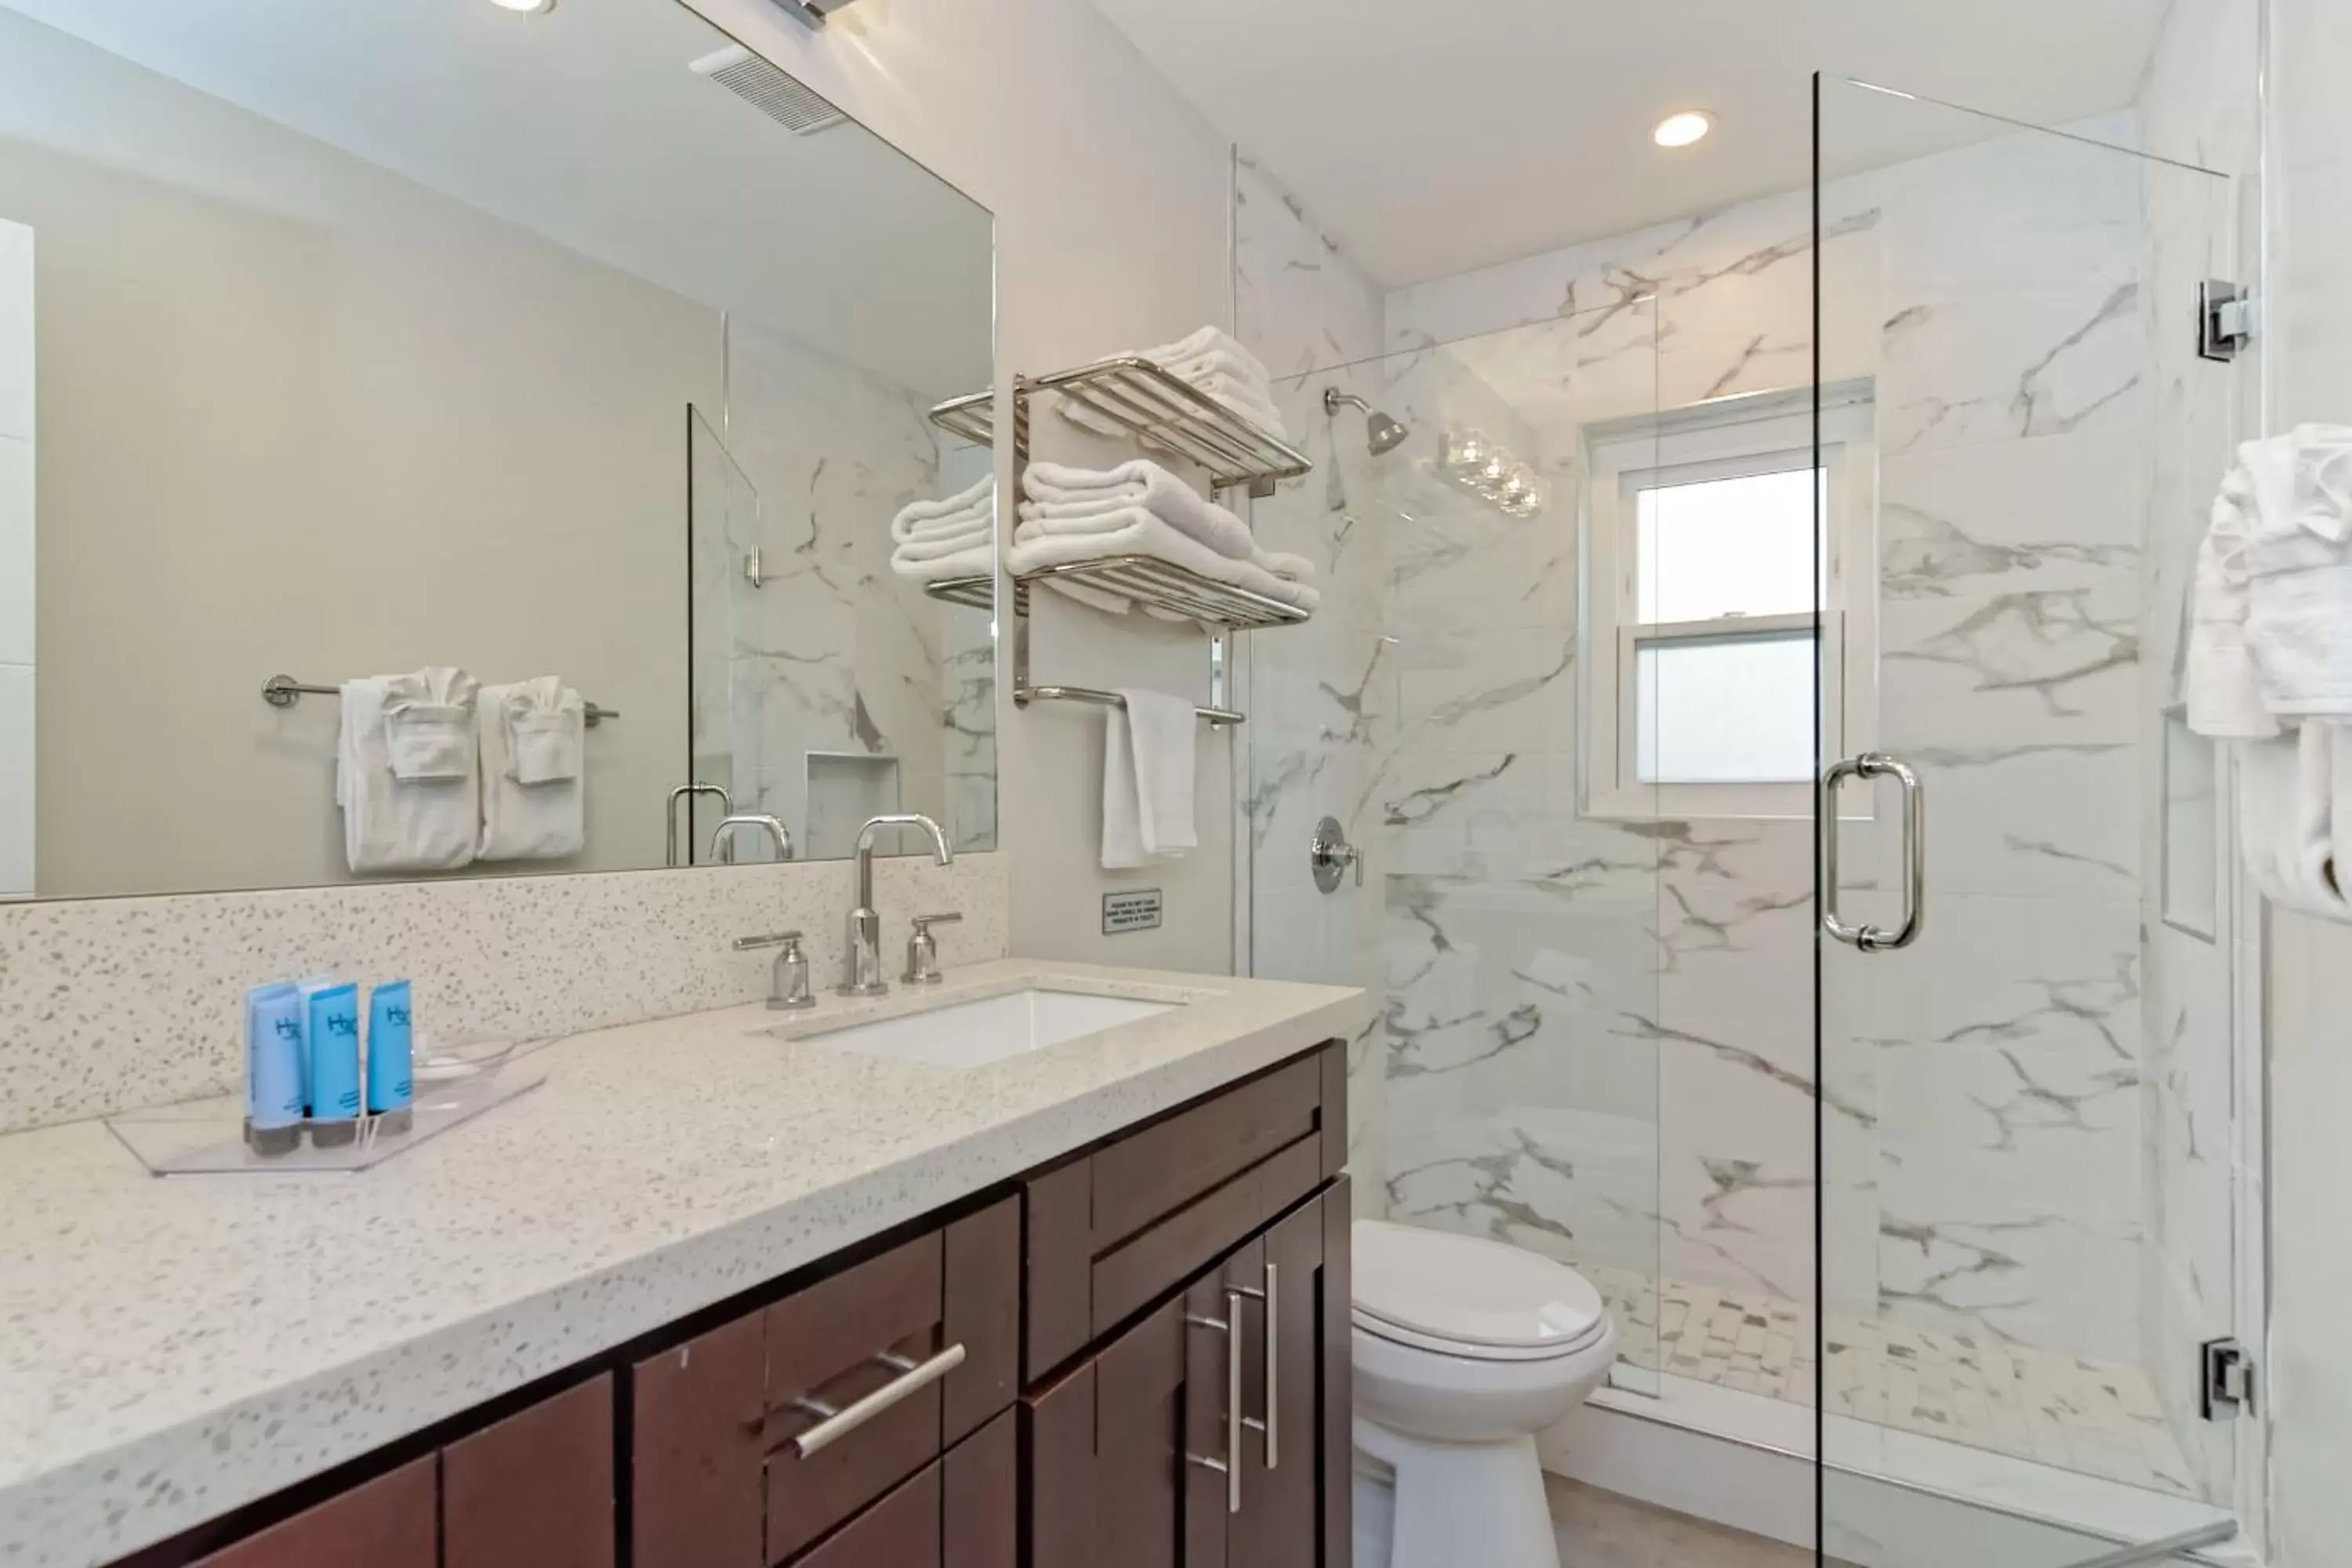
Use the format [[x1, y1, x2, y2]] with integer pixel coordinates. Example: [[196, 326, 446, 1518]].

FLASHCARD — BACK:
[[1351, 1221, 1606, 1356]]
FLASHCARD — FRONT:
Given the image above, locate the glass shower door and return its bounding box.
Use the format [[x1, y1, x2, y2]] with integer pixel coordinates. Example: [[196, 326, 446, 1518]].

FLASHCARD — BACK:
[[1813, 76, 2250, 1565]]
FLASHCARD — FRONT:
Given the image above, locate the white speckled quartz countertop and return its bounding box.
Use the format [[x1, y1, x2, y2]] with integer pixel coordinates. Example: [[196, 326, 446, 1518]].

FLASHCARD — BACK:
[[0, 960, 1368, 1568]]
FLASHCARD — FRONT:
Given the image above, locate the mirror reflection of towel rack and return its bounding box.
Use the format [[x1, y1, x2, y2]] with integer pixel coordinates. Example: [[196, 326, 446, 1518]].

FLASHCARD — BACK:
[[260, 674, 617, 727]]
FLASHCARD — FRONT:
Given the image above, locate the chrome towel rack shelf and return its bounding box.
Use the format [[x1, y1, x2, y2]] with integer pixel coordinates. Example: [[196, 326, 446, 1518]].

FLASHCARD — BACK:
[[261, 674, 617, 727], [926, 358, 1312, 497], [924, 351, 1319, 730]]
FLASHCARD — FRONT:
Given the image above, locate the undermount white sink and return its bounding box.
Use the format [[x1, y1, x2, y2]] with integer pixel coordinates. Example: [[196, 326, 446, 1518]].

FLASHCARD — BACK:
[[796, 987, 1179, 1068]]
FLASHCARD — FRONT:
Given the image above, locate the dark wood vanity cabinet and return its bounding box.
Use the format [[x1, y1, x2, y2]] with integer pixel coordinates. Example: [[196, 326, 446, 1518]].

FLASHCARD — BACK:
[[124, 1043, 1348, 1568], [1025, 1184, 1348, 1568]]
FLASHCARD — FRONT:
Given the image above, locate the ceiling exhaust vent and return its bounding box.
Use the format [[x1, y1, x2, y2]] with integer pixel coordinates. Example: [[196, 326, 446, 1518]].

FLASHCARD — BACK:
[[690, 43, 845, 136]]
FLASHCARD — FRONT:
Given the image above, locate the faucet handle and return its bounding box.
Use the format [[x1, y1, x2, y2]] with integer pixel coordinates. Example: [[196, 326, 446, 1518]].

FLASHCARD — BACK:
[[736, 931, 815, 1011], [903, 912, 961, 986]]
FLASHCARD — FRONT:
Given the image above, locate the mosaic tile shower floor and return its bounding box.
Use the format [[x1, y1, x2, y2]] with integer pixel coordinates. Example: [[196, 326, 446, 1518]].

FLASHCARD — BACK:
[[1590, 1270, 2198, 1497]]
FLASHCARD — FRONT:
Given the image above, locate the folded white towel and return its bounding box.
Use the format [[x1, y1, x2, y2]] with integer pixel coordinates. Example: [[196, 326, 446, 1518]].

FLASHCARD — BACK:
[[1102, 688, 1197, 869], [891, 476, 995, 544], [1056, 326, 1289, 445], [1014, 503, 1315, 584], [894, 525, 998, 567], [338, 670, 480, 874], [891, 542, 995, 583], [1022, 460, 1275, 562], [478, 677, 586, 862], [1142, 327, 1272, 388], [1008, 506, 1319, 615], [2187, 463, 2278, 739]]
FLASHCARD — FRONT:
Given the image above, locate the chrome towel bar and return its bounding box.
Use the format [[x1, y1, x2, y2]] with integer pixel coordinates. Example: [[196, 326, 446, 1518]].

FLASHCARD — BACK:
[[262, 673, 616, 727]]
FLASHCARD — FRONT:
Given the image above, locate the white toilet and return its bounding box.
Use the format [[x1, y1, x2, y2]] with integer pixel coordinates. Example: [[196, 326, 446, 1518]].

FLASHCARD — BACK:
[[1350, 1221, 1617, 1568]]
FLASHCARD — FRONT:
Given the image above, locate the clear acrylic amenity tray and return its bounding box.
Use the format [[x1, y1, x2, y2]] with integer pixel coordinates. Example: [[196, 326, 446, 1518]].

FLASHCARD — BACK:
[[104, 1035, 549, 1177]]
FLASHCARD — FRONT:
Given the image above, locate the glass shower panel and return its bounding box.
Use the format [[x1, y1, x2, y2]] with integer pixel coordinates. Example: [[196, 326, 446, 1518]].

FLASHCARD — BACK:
[[1815, 75, 2244, 1563], [685, 405, 761, 862], [1245, 300, 1668, 1391]]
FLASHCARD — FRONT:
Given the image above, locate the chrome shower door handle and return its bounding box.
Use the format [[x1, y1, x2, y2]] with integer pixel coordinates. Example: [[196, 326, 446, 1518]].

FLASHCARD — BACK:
[[1820, 752, 1926, 953]]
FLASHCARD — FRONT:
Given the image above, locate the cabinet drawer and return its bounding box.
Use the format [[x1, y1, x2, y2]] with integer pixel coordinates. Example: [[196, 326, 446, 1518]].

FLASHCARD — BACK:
[[443, 1375, 615, 1568], [187, 1458, 435, 1568], [782, 1408, 1014, 1568], [1025, 1043, 1345, 1378], [632, 1196, 1018, 1568]]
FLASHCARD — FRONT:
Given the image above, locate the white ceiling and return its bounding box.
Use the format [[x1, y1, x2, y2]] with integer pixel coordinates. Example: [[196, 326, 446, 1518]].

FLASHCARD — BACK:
[[0, 0, 993, 397], [1089, 0, 2175, 288]]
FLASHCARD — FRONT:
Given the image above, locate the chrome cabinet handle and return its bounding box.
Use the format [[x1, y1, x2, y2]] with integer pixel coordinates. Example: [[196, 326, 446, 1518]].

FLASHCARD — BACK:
[[1820, 752, 1926, 953], [786, 1342, 965, 1457], [1232, 1263, 1278, 1469], [1184, 1297, 1244, 1514]]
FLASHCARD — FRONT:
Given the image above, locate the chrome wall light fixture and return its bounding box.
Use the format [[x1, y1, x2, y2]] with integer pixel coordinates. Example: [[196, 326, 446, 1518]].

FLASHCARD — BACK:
[[1440, 429, 1549, 518]]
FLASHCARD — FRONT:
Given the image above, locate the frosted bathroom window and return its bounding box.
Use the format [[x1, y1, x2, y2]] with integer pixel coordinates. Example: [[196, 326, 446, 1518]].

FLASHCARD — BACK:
[[1634, 630, 1817, 784]]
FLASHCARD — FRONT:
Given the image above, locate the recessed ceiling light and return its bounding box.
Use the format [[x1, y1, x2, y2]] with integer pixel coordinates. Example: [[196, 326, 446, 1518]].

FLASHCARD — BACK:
[[1653, 111, 1714, 149], [488, 0, 557, 13]]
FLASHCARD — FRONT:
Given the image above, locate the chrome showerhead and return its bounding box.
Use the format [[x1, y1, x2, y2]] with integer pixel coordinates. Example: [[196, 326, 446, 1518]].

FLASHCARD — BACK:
[[1324, 387, 1410, 456]]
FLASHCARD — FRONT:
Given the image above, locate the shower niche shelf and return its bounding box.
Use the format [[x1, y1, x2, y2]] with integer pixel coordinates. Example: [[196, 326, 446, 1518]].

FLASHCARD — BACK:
[[926, 356, 1312, 496]]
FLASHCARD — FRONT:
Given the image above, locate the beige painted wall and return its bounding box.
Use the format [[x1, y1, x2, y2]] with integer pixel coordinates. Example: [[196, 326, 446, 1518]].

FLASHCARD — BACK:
[[688, 0, 1243, 975], [2, 17, 722, 896]]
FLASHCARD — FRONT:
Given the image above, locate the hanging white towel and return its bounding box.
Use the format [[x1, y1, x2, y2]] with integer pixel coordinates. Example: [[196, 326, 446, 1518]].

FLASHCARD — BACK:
[[337, 670, 480, 874], [2241, 426, 2352, 718], [478, 677, 586, 862], [2234, 728, 2352, 920], [1102, 690, 1196, 869]]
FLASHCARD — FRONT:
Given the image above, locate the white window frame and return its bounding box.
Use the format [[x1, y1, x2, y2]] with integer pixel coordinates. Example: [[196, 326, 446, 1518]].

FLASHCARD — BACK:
[[1580, 383, 1877, 821]]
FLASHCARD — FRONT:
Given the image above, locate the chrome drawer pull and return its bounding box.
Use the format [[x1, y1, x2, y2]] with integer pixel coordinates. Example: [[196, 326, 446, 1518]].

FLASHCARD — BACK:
[[787, 1342, 966, 1458], [1184, 1301, 1244, 1514]]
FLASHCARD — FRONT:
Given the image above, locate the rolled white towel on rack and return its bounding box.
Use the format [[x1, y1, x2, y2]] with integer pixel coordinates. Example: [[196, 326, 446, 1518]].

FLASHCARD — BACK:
[[1007, 507, 1319, 615]]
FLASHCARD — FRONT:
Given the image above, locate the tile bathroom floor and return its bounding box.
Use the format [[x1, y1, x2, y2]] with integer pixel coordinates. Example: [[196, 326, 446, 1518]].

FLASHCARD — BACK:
[[1545, 1475, 1815, 1567], [1591, 1269, 2198, 1497]]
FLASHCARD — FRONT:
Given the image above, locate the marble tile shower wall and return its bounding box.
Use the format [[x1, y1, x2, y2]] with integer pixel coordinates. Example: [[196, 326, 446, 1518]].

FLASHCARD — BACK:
[[1232, 152, 1391, 1211], [691, 320, 992, 857], [1358, 116, 2164, 1374]]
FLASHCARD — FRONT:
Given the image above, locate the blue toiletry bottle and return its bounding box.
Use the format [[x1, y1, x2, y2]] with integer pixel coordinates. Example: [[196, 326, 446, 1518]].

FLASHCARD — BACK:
[[367, 982, 415, 1135], [245, 983, 305, 1155], [307, 982, 364, 1147], [294, 974, 336, 1114]]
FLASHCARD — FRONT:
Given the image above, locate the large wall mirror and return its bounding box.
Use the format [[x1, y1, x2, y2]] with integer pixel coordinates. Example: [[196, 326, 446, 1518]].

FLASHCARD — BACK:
[[0, 0, 996, 901]]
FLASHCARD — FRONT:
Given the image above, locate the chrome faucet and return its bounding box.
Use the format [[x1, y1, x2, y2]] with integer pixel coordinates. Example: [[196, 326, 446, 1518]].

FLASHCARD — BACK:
[[840, 814, 953, 996], [665, 782, 733, 866], [710, 813, 794, 864]]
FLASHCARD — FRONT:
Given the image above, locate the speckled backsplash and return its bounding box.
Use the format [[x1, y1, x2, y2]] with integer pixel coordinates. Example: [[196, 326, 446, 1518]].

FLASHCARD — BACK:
[[0, 853, 1007, 1134]]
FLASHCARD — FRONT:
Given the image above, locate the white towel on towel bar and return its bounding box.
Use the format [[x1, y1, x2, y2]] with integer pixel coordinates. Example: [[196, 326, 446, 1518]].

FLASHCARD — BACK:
[[1007, 507, 1320, 615], [477, 677, 586, 862], [1142, 327, 1272, 387], [1102, 688, 1197, 869], [1054, 325, 1289, 444], [337, 670, 481, 874]]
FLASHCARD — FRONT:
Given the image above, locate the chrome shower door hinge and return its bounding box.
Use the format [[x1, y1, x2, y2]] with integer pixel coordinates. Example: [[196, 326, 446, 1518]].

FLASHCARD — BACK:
[[2201, 1337, 2253, 1421], [2199, 279, 2256, 362]]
